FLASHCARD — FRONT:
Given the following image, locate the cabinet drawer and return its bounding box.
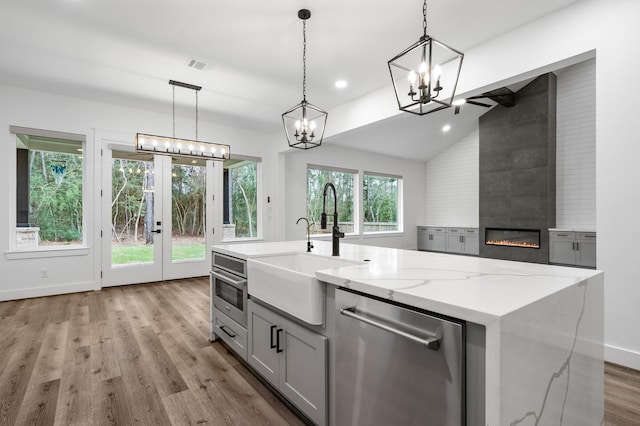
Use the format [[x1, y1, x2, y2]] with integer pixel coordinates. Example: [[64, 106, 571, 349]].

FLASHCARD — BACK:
[[577, 232, 596, 240], [214, 308, 248, 361], [427, 227, 445, 234], [550, 231, 575, 239], [446, 228, 461, 233], [463, 228, 479, 235]]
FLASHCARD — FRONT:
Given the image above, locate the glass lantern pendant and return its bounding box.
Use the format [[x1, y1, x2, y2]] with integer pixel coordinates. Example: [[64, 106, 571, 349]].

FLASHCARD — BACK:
[[282, 9, 328, 150], [388, 0, 464, 116]]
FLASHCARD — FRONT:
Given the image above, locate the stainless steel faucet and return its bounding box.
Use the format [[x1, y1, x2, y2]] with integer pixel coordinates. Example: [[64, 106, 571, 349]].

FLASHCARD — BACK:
[[296, 217, 314, 252], [321, 182, 345, 256]]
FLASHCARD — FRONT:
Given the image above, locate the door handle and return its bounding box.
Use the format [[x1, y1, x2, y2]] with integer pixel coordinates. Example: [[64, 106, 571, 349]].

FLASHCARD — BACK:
[[152, 229, 161, 234], [270, 325, 277, 349], [276, 328, 283, 353], [340, 307, 440, 350]]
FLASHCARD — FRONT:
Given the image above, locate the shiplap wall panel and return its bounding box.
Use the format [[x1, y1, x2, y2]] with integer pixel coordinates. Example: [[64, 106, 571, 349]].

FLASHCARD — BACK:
[[425, 129, 479, 226], [556, 58, 596, 229], [425, 59, 595, 230]]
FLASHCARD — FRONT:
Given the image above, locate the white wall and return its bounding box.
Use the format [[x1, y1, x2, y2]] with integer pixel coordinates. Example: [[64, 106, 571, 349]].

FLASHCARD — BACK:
[[556, 58, 596, 230], [0, 83, 281, 300], [391, 0, 640, 369], [283, 144, 426, 250], [425, 129, 479, 227]]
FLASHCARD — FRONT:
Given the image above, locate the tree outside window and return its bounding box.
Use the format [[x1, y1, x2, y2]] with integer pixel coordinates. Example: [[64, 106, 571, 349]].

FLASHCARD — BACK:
[[307, 167, 355, 235], [16, 133, 84, 248], [224, 159, 259, 240], [363, 173, 400, 233]]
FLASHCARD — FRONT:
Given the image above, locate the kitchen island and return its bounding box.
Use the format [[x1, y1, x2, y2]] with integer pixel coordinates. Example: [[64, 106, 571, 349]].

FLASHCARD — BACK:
[[212, 240, 603, 425]]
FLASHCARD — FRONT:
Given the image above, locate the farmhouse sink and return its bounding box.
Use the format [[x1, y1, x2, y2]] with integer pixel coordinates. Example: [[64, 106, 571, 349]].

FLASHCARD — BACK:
[[247, 253, 362, 324]]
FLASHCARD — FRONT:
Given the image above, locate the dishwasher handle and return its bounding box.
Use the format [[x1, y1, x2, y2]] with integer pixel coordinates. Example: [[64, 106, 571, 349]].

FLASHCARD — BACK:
[[340, 307, 440, 351]]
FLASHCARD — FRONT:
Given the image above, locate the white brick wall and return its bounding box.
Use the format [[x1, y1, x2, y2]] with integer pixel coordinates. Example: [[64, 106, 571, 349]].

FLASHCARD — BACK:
[[555, 58, 596, 229]]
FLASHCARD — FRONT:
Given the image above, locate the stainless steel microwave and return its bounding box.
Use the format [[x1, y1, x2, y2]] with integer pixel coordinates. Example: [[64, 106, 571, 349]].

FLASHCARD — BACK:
[[211, 267, 247, 327]]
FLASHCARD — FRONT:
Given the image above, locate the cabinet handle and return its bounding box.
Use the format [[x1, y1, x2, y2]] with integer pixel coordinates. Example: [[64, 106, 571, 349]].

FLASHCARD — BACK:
[[276, 328, 283, 353], [270, 325, 277, 349], [576, 242, 579, 251], [557, 233, 569, 237], [219, 325, 236, 338], [459, 236, 464, 243], [429, 234, 433, 241]]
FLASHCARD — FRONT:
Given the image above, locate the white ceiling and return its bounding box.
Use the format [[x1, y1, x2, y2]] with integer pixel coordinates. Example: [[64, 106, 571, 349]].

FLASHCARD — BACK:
[[0, 0, 582, 160]]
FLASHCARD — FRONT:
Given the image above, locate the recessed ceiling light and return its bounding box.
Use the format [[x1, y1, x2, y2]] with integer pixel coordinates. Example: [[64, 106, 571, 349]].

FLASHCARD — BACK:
[[335, 80, 348, 89], [442, 124, 451, 132]]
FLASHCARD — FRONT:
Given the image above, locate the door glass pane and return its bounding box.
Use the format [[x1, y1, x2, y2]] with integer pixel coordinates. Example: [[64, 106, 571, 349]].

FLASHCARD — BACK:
[[171, 160, 206, 262], [111, 155, 155, 265]]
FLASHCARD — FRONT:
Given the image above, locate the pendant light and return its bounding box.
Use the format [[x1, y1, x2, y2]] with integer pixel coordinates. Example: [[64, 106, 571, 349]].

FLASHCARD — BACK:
[[388, 0, 464, 116], [282, 9, 328, 150], [136, 80, 230, 161]]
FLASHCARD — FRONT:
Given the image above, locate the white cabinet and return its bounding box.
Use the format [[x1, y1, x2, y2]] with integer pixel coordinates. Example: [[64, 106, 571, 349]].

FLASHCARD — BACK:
[[247, 300, 327, 426], [447, 228, 479, 255], [549, 231, 596, 268], [417, 226, 446, 252]]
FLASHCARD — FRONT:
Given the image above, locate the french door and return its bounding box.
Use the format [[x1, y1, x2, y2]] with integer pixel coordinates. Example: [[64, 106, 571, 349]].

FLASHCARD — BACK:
[[101, 141, 216, 287]]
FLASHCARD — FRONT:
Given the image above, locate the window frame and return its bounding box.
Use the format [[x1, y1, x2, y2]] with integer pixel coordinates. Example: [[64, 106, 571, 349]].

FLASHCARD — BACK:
[[221, 155, 263, 242], [362, 171, 403, 235], [306, 164, 359, 237], [8, 126, 89, 257]]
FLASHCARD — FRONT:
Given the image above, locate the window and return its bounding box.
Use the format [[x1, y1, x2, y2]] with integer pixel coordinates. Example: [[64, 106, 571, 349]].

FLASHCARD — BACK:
[[14, 128, 85, 249], [363, 173, 401, 233], [223, 157, 261, 240], [307, 166, 357, 235]]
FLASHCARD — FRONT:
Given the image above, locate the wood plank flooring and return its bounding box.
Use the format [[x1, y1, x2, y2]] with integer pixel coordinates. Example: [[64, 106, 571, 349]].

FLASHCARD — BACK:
[[0, 277, 304, 426], [0, 276, 638, 425]]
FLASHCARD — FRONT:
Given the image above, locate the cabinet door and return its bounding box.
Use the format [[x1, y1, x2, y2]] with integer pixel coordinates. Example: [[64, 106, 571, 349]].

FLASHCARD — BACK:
[[463, 235, 479, 255], [576, 236, 596, 268], [247, 300, 280, 386], [417, 228, 429, 251], [549, 232, 576, 265], [432, 233, 447, 251], [447, 232, 464, 253], [279, 317, 328, 426]]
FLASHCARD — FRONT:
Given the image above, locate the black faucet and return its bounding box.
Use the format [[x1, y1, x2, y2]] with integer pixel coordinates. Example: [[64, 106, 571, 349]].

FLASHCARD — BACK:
[[321, 182, 345, 256], [296, 217, 314, 252]]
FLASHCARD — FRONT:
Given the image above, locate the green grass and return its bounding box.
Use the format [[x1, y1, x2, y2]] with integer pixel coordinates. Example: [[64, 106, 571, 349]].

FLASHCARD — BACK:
[[112, 243, 205, 265]]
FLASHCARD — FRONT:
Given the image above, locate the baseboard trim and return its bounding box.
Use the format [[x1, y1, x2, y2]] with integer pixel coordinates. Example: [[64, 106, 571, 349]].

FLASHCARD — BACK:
[[0, 281, 95, 302], [605, 344, 640, 370]]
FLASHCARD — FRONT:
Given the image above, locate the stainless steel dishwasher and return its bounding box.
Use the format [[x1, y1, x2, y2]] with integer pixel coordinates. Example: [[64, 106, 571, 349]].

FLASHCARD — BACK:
[[335, 288, 465, 426]]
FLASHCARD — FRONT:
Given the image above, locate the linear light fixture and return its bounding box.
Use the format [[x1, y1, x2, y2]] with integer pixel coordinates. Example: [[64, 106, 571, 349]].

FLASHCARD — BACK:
[[136, 80, 230, 161]]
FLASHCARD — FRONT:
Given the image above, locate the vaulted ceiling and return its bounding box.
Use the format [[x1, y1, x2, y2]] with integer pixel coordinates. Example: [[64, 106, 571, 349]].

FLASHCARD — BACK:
[[0, 0, 582, 159]]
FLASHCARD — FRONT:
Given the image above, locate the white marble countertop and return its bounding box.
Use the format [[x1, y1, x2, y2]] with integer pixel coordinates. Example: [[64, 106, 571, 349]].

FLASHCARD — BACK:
[[212, 240, 601, 326]]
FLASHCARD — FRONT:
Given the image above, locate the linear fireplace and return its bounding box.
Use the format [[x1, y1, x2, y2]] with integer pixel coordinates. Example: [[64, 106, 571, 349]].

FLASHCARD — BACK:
[[485, 228, 540, 249]]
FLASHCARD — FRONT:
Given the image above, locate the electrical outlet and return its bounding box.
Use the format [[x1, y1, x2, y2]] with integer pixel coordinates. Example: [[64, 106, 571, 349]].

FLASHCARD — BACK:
[[41, 269, 48, 278]]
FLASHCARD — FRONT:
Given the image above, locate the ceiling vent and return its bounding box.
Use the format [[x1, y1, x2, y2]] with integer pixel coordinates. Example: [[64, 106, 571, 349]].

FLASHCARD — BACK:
[[187, 59, 212, 71]]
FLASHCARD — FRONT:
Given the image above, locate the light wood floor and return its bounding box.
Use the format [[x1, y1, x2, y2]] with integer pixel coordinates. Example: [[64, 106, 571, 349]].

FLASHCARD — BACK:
[[0, 277, 638, 425]]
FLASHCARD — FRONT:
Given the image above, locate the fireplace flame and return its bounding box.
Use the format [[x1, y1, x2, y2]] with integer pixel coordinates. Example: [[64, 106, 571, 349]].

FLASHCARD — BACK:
[[486, 239, 540, 249]]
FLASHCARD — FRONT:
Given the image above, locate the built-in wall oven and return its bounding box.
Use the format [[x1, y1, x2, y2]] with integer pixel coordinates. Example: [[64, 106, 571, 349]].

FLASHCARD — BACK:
[[211, 252, 250, 361], [212, 252, 248, 327]]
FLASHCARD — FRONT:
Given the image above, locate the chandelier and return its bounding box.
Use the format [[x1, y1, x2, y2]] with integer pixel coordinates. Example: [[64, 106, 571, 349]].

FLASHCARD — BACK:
[[136, 80, 230, 161], [388, 0, 464, 116], [282, 9, 328, 150]]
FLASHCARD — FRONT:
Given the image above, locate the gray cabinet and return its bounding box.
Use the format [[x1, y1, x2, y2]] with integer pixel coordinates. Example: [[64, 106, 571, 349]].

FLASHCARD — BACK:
[[248, 300, 327, 426], [417, 226, 446, 252], [212, 307, 248, 361], [549, 231, 596, 268], [447, 228, 479, 255]]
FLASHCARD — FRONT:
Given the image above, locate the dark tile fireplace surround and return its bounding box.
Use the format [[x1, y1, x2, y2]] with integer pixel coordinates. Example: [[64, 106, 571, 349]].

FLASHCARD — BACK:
[[479, 73, 556, 264]]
